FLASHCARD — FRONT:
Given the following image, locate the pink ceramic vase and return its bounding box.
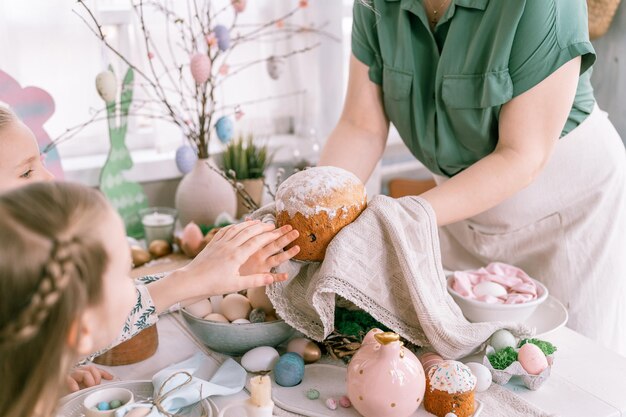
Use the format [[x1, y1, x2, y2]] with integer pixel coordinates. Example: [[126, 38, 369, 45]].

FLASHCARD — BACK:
[[347, 329, 426, 417]]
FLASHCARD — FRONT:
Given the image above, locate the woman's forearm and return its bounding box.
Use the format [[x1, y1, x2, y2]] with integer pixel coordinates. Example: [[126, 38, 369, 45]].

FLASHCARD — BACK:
[[420, 146, 544, 226], [319, 118, 387, 183]]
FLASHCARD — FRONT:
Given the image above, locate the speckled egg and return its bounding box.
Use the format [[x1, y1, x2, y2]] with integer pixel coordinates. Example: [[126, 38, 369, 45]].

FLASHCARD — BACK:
[[489, 329, 517, 351], [215, 116, 234, 143], [246, 286, 274, 313], [221, 293, 252, 321], [213, 25, 230, 51], [266, 56, 285, 80], [95, 70, 117, 102], [175, 145, 197, 175], [466, 362, 492, 392], [248, 307, 266, 323], [274, 352, 305, 387], [518, 343, 549, 375], [204, 313, 229, 323], [241, 346, 280, 373], [190, 53, 211, 84], [474, 281, 507, 298], [287, 337, 321, 364], [185, 299, 213, 318]]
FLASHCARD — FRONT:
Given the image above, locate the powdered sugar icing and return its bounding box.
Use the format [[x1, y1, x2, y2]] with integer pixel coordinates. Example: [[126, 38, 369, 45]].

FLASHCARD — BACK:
[[428, 361, 477, 394], [276, 166, 366, 219]]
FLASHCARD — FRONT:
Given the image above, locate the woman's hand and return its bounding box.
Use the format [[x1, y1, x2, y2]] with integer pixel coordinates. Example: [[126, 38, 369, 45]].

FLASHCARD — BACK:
[[239, 224, 300, 275], [147, 221, 298, 312], [66, 365, 114, 392]]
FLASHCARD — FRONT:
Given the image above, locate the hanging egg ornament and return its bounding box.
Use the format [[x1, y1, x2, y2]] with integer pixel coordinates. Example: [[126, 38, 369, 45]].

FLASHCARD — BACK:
[[175, 145, 198, 175], [213, 25, 231, 51], [190, 53, 211, 84], [215, 116, 234, 143], [266, 56, 285, 80], [231, 0, 246, 13], [95, 70, 117, 102]]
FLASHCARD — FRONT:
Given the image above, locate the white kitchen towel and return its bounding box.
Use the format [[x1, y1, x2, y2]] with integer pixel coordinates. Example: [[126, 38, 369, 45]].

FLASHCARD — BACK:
[[252, 195, 532, 359]]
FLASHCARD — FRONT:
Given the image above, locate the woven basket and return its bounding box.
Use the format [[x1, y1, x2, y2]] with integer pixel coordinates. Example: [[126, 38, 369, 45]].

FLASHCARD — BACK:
[[588, 0, 622, 39]]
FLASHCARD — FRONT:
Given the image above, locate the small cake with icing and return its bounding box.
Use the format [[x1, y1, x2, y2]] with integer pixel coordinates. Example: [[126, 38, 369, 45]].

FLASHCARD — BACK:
[[276, 166, 366, 261], [424, 360, 477, 417]]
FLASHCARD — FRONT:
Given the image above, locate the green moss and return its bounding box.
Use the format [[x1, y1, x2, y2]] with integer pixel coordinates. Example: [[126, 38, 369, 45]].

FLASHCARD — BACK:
[[334, 308, 390, 340], [519, 338, 557, 356], [488, 346, 518, 370], [199, 222, 232, 235]]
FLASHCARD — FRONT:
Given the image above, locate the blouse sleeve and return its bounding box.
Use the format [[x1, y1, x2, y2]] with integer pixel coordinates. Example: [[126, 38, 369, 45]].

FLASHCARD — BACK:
[[509, 0, 596, 98], [351, 1, 383, 85]]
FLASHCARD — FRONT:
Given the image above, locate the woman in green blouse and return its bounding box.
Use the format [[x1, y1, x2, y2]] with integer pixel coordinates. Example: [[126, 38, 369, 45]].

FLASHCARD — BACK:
[[320, 0, 626, 355]]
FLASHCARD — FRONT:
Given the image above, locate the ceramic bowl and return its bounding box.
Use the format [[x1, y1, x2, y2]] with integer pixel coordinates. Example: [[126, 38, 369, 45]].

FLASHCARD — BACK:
[[447, 276, 549, 323], [180, 308, 295, 356], [83, 387, 134, 417]]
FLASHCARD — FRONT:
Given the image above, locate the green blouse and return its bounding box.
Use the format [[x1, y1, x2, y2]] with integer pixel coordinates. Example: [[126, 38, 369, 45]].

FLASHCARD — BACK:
[[352, 0, 596, 176]]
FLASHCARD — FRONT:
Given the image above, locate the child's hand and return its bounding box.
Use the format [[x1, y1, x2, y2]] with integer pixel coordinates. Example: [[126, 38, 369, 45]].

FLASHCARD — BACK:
[[66, 365, 114, 392], [239, 224, 300, 275], [180, 220, 297, 297]]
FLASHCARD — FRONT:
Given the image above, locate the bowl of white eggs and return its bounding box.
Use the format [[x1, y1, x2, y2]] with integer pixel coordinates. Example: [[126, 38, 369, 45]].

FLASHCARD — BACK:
[[180, 287, 295, 356], [446, 276, 549, 324]]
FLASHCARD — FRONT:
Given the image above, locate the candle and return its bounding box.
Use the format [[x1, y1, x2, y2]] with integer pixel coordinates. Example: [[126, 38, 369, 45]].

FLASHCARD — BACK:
[[249, 375, 272, 407], [139, 207, 177, 244]]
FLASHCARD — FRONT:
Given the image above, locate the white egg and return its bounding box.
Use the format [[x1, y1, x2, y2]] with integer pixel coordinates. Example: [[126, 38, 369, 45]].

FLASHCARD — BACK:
[[466, 362, 492, 392], [246, 286, 274, 313], [95, 70, 117, 102], [204, 313, 229, 323], [184, 299, 213, 318], [241, 346, 280, 373], [232, 318, 251, 324], [221, 294, 252, 321], [210, 295, 224, 314], [489, 329, 517, 351], [474, 281, 507, 298]]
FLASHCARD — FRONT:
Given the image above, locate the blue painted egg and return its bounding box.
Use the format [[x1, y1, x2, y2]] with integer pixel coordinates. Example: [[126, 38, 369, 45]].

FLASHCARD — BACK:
[[97, 401, 111, 411], [274, 352, 305, 387], [213, 25, 230, 51], [175, 145, 198, 174], [215, 116, 234, 143]]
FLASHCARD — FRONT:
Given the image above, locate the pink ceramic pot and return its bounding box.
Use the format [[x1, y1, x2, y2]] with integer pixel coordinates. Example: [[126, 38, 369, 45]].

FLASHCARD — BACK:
[[347, 329, 426, 417]]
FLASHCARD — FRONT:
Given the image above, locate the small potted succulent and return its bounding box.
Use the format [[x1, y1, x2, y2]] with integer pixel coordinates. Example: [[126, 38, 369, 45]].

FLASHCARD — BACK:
[[222, 134, 271, 217]]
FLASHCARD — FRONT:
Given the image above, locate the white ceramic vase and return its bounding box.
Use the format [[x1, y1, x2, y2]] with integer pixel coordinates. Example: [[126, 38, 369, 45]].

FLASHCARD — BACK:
[[175, 158, 237, 227]]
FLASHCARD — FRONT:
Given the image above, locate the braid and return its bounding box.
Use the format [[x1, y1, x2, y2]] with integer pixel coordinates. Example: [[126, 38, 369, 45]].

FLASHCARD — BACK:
[[0, 238, 80, 344]]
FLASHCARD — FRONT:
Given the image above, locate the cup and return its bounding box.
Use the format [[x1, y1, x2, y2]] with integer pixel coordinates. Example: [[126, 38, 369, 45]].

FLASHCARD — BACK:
[[139, 207, 177, 244], [83, 387, 134, 417], [217, 399, 274, 417]]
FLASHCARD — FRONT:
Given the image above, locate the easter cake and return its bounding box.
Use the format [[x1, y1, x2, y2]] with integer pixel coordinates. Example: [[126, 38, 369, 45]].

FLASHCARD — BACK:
[[424, 360, 477, 417], [276, 166, 366, 261]]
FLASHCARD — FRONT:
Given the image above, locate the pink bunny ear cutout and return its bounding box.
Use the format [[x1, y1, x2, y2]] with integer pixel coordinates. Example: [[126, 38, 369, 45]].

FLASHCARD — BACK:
[[0, 69, 63, 179]]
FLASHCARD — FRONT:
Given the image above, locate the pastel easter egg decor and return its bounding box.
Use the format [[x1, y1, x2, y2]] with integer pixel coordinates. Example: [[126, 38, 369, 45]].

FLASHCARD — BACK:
[[266, 56, 285, 80], [274, 352, 305, 387], [215, 116, 234, 143], [175, 145, 198, 175], [231, 0, 246, 13], [213, 25, 231, 51], [466, 362, 492, 392], [489, 329, 517, 352], [241, 346, 280, 373], [95, 70, 117, 102], [518, 343, 549, 375], [190, 53, 211, 84], [286, 337, 321, 364]]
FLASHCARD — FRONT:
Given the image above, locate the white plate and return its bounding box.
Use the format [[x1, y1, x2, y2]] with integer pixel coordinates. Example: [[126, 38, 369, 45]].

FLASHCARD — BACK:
[[272, 364, 483, 417], [525, 295, 568, 336], [57, 380, 218, 417]]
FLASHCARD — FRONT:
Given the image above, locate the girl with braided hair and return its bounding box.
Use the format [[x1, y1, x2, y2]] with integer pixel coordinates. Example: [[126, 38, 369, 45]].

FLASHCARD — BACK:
[[0, 181, 298, 417], [0, 106, 301, 393]]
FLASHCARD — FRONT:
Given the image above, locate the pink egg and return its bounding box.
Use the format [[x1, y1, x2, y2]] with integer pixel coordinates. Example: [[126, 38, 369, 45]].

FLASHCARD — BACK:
[[181, 221, 204, 253], [190, 53, 211, 84], [419, 352, 444, 371], [231, 0, 246, 13], [518, 343, 548, 375]]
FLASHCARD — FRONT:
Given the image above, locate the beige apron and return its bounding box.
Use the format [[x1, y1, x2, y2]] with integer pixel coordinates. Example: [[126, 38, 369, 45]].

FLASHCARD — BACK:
[[437, 105, 626, 357]]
